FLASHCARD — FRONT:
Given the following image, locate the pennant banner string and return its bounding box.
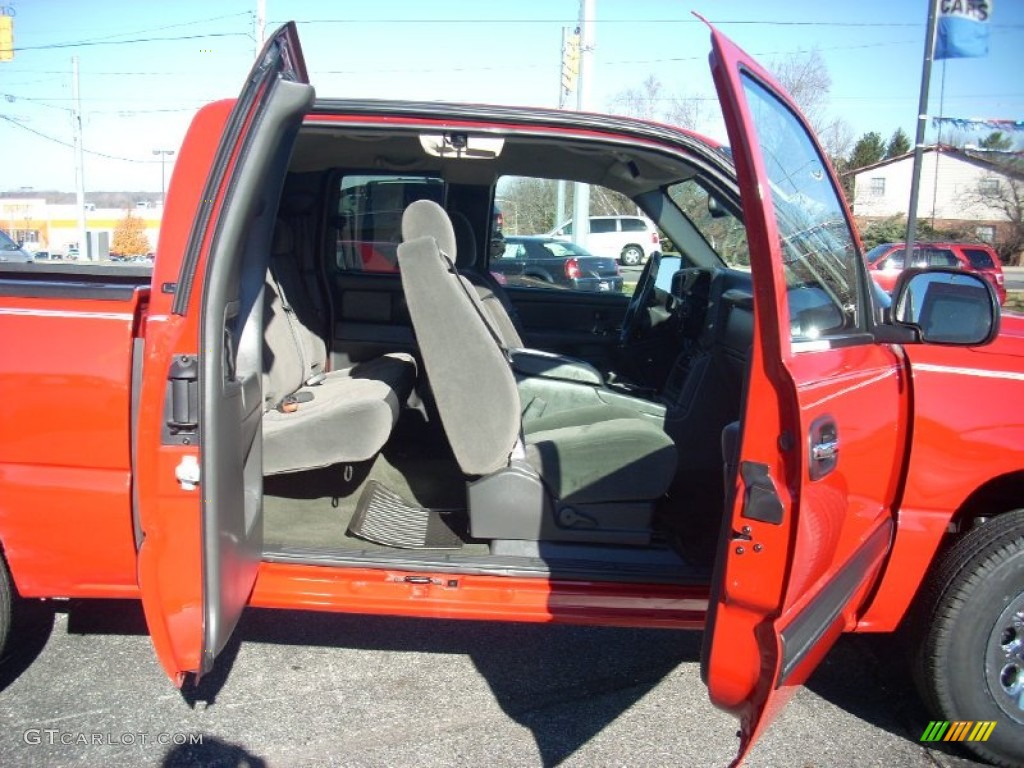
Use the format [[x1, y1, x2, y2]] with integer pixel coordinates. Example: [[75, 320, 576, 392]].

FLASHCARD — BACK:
[[931, 116, 1024, 133]]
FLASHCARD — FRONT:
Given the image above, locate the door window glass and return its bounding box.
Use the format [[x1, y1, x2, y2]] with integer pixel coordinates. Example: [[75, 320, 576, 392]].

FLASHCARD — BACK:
[[924, 248, 958, 268], [741, 73, 865, 342], [963, 247, 995, 269], [494, 175, 636, 296]]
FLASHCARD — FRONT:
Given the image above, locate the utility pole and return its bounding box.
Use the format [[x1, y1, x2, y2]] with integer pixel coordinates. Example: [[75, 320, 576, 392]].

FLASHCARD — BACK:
[[255, 0, 266, 57], [571, 0, 595, 248], [555, 26, 575, 228], [152, 149, 175, 205], [906, 0, 940, 250], [71, 56, 88, 260]]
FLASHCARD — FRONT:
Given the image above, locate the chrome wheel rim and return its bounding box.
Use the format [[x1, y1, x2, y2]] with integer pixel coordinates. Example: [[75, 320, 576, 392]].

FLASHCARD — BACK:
[[987, 590, 1024, 725]]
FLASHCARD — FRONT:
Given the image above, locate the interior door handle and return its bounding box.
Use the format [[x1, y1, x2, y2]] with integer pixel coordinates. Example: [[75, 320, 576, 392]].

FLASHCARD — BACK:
[[809, 416, 838, 481]]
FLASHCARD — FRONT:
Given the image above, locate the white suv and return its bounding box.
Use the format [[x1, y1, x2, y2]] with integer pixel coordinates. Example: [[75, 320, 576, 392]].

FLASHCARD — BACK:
[[548, 215, 661, 266]]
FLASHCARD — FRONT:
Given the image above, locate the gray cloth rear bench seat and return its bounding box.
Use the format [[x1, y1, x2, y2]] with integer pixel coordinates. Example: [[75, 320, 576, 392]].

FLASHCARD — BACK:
[[262, 223, 416, 475]]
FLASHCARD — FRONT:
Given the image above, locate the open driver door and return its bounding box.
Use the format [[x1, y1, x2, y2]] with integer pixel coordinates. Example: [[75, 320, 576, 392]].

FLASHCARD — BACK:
[[699, 23, 906, 766]]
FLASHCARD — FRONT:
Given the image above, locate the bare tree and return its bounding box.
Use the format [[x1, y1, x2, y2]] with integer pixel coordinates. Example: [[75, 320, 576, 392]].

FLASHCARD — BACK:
[[960, 166, 1024, 265], [610, 75, 707, 130], [611, 75, 662, 122], [767, 49, 832, 127], [663, 96, 708, 131], [767, 49, 853, 165], [497, 177, 560, 235]]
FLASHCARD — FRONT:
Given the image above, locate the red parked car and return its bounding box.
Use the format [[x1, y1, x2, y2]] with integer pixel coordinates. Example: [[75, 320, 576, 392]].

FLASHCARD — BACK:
[[866, 241, 1007, 304]]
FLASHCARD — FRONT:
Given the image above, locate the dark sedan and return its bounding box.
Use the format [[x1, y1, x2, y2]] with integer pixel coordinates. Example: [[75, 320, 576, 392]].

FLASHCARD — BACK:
[[490, 236, 623, 292]]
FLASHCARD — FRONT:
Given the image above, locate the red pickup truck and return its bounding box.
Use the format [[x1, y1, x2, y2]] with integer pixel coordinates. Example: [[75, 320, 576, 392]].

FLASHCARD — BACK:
[[1, 24, 1022, 767]]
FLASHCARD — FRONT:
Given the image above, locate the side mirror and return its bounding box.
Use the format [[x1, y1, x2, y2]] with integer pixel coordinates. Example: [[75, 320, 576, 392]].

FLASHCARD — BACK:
[[707, 195, 728, 219], [892, 268, 999, 346], [488, 231, 505, 259]]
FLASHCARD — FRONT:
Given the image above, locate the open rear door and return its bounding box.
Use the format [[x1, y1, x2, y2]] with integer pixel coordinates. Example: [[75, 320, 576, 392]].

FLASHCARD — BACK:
[[699, 24, 906, 764], [136, 23, 313, 684]]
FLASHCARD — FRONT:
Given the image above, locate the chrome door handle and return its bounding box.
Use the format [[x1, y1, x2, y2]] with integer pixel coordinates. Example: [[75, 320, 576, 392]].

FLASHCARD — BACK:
[[811, 439, 838, 461], [808, 416, 838, 481]]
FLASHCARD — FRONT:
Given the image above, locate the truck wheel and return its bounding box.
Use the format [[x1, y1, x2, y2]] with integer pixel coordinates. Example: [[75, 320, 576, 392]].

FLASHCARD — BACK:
[[0, 552, 12, 660], [620, 245, 643, 267], [911, 509, 1024, 767]]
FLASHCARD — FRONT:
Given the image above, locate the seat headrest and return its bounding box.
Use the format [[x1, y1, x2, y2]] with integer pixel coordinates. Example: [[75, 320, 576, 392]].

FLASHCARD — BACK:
[[402, 200, 457, 260], [450, 211, 478, 270]]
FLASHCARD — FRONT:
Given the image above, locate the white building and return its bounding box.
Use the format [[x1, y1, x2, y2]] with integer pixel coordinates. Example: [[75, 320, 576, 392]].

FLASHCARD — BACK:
[[0, 198, 162, 257], [850, 145, 1022, 249]]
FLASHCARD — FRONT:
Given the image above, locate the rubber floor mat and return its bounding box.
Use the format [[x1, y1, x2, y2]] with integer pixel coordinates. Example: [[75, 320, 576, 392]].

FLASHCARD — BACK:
[[347, 480, 464, 549]]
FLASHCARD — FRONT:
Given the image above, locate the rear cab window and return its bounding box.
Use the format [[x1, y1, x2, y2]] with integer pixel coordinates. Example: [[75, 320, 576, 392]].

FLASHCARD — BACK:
[[335, 174, 444, 273]]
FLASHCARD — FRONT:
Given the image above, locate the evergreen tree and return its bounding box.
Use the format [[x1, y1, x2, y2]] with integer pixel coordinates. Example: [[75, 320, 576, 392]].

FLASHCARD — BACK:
[[979, 131, 1013, 151], [849, 132, 886, 170], [884, 128, 911, 159]]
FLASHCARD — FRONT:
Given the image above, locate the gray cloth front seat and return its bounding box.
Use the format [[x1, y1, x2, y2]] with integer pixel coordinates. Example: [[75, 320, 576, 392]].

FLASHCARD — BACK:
[[450, 211, 525, 348], [449, 209, 665, 426], [262, 221, 417, 475], [398, 200, 675, 544]]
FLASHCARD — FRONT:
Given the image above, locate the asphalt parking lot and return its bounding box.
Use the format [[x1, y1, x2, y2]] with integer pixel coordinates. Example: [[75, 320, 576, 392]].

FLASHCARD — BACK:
[[0, 600, 989, 768]]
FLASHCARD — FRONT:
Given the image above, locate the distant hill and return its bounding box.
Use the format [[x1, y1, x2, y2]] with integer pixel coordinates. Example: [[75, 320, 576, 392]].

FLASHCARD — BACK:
[[0, 191, 162, 208]]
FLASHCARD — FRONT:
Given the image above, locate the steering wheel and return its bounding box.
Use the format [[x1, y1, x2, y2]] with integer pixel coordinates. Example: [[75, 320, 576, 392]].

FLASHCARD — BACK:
[[619, 254, 660, 345]]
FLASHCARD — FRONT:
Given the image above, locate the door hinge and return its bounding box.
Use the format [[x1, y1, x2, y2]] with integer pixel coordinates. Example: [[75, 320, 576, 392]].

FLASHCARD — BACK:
[[163, 354, 200, 445]]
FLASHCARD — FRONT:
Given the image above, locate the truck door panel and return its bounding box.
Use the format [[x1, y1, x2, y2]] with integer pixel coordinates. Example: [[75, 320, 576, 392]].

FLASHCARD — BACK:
[[136, 23, 313, 683], [699, 24, 905, 763]]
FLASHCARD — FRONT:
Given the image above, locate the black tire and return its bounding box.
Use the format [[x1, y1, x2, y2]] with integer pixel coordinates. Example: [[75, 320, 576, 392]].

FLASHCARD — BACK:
[[910, 509, 1024, 767], [620, 245, 643, 267], [0, 551, 12, 662]]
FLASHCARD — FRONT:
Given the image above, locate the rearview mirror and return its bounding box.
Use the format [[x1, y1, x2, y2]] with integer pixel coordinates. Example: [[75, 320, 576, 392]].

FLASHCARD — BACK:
[[892, 268, 999, 346], [707, 195, 728, 219]]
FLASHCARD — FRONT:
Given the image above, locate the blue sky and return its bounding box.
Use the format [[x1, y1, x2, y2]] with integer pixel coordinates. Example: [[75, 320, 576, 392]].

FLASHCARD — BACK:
[[1, 0, 1021, 192]]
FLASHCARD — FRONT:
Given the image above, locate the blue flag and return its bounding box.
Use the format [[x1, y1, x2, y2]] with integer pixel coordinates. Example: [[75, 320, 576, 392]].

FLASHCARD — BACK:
[[935, 0, 992, 59]]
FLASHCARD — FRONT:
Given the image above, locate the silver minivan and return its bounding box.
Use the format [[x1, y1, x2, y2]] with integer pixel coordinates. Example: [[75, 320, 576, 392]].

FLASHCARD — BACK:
[[548, 215, 661, 266]]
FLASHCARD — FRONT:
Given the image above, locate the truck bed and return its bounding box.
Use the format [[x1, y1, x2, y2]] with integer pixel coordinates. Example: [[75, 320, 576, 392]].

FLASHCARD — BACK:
[[0, 261, 151, 598]]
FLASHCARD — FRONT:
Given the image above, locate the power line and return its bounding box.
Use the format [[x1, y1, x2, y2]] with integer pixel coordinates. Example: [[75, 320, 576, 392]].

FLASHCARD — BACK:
[[0, 114, 162, 163], [13, 31, 250, 53], [277, 17, 928, 27], [56, 11, 251, 47], [1, 93, 205, 115], [278, 17, 1024, 28], [0, 92, 70, 112]]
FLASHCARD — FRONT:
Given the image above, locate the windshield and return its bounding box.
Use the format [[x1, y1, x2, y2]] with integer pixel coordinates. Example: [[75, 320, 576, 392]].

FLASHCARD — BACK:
[[864, 244, 894, 265], [666, 179, 750, 268]]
